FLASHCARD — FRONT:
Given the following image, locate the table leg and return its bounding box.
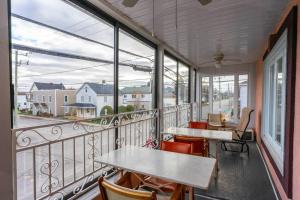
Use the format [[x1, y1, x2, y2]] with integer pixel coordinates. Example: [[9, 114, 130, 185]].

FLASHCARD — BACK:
[[209, 140, 219, 178]]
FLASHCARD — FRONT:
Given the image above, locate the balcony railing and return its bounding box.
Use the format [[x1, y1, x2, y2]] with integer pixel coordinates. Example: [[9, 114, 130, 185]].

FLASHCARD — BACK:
[[12, 103, 197, 200]]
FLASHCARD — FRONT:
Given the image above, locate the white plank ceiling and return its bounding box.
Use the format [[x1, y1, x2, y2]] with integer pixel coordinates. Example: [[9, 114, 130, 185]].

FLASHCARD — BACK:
[[105, 0, 289, 67]]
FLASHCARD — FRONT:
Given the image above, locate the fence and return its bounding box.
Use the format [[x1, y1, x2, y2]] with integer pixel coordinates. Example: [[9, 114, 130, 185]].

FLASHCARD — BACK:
[[13, 103, 197, 200]]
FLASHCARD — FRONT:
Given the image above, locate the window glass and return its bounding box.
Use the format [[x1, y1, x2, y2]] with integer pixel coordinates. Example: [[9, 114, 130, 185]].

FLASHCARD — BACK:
[[238, 74, 248, 119], [201, 77, 210, 119], [11, 0, 114, 126], [178, 63, 189, 104], [163, 55, 177, 107], [275, 57, 283, 144], [118, 29, 155, 112], [213, 76, 235, 120]]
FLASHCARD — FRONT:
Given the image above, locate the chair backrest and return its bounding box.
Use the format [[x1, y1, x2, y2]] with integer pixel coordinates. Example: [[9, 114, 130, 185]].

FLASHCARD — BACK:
[[98, 177, 157, 200], [236, 107, 254, 138], [207, 113, 223, 125], [160, 141, 191, 154], [189, 121, 208, 129], [174, 135, 208, 156]]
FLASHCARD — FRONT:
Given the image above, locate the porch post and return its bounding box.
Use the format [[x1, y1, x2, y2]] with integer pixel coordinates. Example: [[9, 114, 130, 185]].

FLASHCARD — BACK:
[[157, 46, 164, 141], [0, 0, 14, 199]]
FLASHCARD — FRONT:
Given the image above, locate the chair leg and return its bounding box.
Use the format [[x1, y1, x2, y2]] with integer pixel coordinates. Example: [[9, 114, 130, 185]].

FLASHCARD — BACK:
[[241, 143, 244, 152], [246, 143, 250, 156]]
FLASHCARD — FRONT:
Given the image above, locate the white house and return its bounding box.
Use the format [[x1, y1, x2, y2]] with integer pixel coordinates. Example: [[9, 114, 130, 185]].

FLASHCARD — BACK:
[[66, 82, 116, 119], [121, 85, 152, 110]]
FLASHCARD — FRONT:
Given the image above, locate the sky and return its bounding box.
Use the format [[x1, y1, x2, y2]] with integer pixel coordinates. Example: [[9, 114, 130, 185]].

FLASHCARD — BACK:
[[11, 0, 155, 92]]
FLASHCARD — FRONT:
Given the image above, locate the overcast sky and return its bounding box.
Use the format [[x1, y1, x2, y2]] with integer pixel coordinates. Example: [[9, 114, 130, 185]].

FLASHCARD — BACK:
[[11, 0, 156, 92]]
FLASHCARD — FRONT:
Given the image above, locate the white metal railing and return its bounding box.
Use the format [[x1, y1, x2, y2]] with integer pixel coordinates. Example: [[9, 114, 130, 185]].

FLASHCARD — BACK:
[[12, 109, 158, 200], [12, 103, 198, 200], [162, 103, 192, 130]]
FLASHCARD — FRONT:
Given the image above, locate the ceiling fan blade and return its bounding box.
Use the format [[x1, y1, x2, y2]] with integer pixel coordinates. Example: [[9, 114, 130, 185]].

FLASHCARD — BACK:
[[223, 58, 241, 62], [122, 0, 139, 7], [198, 60, 215, 66], [198, 0, 212, 6]]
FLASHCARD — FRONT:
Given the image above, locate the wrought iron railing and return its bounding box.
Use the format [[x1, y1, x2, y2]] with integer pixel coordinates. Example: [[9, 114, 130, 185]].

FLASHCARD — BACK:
[[12, 103, 197, 200], [162, 103, 192, 130], [13, 109, 158, 200]]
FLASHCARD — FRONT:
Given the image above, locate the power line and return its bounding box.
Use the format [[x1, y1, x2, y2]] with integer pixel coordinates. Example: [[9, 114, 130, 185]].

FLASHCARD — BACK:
[[12, 13, 154, 62], [13, 44, 154, 78]]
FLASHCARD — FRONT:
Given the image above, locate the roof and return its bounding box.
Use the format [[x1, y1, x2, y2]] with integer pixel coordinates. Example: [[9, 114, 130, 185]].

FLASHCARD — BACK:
[[33, 82, 65, 90], [121, 86, 151, 94], [63, 103, 96, 108], [80, 82, 114, 95]]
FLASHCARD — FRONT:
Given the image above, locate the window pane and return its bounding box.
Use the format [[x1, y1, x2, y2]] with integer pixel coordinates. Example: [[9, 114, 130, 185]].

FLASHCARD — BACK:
[[163, 56, 177, 107], [275, 58, 284, 145], [238, 74, 248, 119], [118, 29, 155, 112], [11, 0, 114, 125], [178, 63, 189, 104], [201, 77, 209, 119], [213, 76, 234, 120], [269, 64, 275, 137]]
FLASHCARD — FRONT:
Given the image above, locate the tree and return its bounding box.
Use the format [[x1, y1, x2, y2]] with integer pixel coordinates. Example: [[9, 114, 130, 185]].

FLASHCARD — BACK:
[[100, 105, 113, 115], [118, 105, 127, 113], [126, 105, 134, 112]]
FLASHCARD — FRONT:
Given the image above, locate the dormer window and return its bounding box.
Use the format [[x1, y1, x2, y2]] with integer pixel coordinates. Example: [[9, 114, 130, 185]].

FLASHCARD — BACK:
[[85, 87, 88, 93]]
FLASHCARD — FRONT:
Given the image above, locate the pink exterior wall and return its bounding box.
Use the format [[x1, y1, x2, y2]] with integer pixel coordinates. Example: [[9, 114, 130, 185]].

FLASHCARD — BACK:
[[255, 0, 300, 199]]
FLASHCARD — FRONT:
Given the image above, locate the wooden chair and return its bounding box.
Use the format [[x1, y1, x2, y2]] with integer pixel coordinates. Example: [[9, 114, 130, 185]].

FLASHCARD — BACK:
[[207, 113, 225, 130], [160, 141, 191, 155], [98, 176, 185, 200], [135, 141, 191, 197], [220, 107, 254, 156], [188, 121, 208, 129], [174, 135, 208, 157]]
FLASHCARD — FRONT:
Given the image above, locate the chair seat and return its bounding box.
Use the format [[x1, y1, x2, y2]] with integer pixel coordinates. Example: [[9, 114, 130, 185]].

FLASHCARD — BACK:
[[139, 188, 172, 200]]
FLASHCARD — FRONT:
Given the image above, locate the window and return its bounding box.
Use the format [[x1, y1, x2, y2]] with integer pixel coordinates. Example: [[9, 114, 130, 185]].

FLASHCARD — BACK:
[[262, 30, 287, 173], [213, 76, 234, 119], [11, 0, 114, 126], [104, 96, 107, 103], [118, 29, 155, 113], [42, 96, 45, 103], [64, 95, 68, 103], [163, 55, 177, 107], [81, 96, 84, 103], [201, 77, 210, 119], [238, 74, 248, 118], [48, 95, 52, 103], [88, 96, 91, 102], [141, 94, 145, 98], [201, 74, 248, 121], [124, 94, 127, 98], [178, 63, 189, 104]]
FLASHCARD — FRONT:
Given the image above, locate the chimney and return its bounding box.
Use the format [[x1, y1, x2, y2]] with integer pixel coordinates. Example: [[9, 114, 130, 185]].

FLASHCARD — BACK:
[[102, 80, 106, 84]]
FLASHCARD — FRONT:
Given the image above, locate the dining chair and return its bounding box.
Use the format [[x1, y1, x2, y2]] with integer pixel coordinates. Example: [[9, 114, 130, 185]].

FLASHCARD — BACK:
[[220, 107, 254, 156], [174, 135, 208, 157], [160, 141, 191, 155], [188, 121, 208, 129], [207, 113, 225, 130], [98, 176, 185, 200]]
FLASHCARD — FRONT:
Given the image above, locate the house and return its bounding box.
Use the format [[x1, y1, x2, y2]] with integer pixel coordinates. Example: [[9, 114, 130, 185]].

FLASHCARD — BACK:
[[29, 82, 76, 117], [66, 82, 115, 119], [121, 85, 152, 110], [163, 86, 176, 107]]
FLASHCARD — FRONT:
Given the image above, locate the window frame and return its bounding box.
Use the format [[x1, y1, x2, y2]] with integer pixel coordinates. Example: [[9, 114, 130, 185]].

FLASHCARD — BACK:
[[261, 7, 297, 198], [163, 51, 191, 106]]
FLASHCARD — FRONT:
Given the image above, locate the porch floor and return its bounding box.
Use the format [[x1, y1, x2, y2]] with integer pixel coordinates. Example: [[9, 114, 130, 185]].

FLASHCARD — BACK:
[[195, 142, 277, 200], [80, 142, 277, 200]]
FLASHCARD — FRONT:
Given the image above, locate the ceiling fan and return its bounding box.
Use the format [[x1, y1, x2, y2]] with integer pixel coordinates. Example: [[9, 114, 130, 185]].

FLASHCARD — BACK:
[[198, 51, 241, 68], [122, 0, 212, 7]]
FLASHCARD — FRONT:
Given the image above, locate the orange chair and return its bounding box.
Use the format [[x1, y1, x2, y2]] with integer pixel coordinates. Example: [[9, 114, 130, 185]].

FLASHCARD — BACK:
[[160, 141, 191, 155], [140, 141, 192, 194], [188, 121, 208, 129], [174, 135, 208, 157]]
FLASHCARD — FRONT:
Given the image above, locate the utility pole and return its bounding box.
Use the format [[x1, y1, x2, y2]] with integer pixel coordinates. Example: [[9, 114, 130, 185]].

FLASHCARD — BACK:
[[13, 50, 29, 126]]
